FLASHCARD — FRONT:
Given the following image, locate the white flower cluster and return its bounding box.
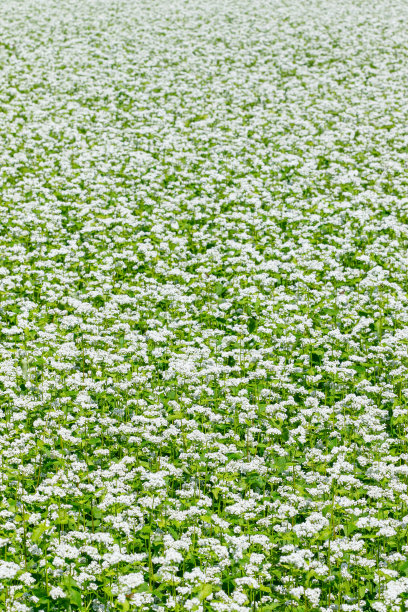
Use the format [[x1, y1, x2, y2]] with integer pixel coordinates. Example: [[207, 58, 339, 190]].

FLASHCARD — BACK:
[[0, 0, 408, 610]]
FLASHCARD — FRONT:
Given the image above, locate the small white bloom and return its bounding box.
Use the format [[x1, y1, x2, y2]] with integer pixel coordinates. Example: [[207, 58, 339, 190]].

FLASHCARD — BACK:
[[50, 586, 66, 599]]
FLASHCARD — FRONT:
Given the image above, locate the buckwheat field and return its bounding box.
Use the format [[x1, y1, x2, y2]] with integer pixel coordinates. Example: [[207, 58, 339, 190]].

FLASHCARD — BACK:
[[2, 0, 408, 610]]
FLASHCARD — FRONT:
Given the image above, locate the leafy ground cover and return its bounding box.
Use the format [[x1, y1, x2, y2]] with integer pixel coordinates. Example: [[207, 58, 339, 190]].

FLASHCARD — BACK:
[[1, 0, 408, 610]]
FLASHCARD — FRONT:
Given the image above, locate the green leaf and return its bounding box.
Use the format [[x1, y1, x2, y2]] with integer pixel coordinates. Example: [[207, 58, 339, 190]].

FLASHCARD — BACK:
[[56, 509, 69, 525], [248, 317, 257, 333], [346, 520, 358, 536], [215, 283, 224, 296], [32, 523, 48, 543], [69, 589, 81, 607], [198, 584, 212, 601], [62, 575, 78, 589], [400, 561, 408, 576], [317, 528, 332, 541]]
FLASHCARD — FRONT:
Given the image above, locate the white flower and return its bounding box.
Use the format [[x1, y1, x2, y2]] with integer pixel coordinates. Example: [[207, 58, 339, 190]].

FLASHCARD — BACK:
[[0, 560, 20, 579], [118, 572, 144, 590], [164, 548, 183, 564], [50, 586, 66, 599], [19, 572, 35, 586], [305, 588, 321, 605]]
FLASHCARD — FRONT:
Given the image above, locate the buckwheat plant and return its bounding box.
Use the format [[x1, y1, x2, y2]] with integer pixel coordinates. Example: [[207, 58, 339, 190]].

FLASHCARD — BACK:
[[1, 0, 408, 610]]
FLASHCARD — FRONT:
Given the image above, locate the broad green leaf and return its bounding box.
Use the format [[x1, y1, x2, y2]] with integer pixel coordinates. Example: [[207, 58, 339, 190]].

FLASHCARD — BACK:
[[198, 584, 213, 601]]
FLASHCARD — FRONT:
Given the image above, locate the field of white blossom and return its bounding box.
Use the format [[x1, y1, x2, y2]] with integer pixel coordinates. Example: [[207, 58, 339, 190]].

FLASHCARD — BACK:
[[1, 0, 408, 610]]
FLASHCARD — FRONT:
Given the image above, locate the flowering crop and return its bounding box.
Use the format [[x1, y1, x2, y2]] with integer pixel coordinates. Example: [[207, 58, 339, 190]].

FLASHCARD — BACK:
[[1, 0, 408, 610]]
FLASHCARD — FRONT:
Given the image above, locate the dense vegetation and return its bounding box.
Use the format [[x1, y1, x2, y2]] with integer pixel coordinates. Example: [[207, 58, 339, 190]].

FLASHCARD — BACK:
[[1, 0, 408, 610]]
